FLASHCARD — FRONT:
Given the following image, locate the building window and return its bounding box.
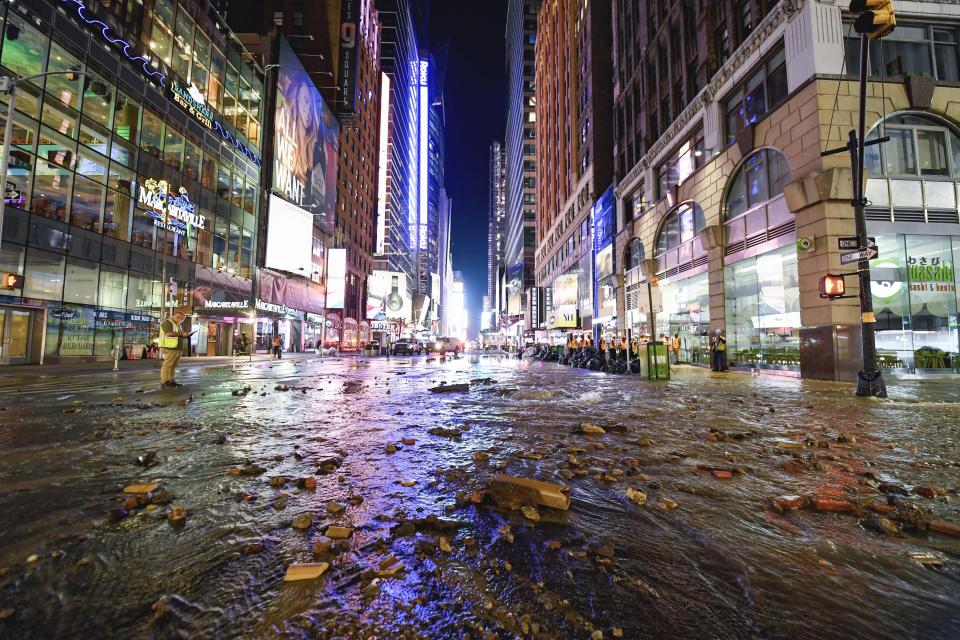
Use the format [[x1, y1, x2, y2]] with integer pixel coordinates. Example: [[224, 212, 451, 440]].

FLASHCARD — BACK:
[[724, 148, 791, 219], [845, 23, 960, 83], [655, 202, 706, 256], [724, 44, 787, 144], [627, 237, 644, 270], [293, 12, 304, 27], [865, 113, 960, 179], [273, 11, 284, 26], [738, 0, 753, 43], [656, 130, 703, 199]]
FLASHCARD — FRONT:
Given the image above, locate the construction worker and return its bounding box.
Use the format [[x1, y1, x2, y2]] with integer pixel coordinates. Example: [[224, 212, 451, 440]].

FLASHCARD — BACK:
[[159, 311, 189, 387]]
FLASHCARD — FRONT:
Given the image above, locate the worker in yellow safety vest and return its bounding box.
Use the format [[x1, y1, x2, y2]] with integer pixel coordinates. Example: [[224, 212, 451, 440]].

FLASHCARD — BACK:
[[159, 311, 188, 387]]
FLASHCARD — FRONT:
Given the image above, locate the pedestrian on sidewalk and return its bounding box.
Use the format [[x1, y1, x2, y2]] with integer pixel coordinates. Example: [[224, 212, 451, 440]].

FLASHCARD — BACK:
[[272, 335, 283, 359], [710, 329, 728, 372], [159, 311, 189, 387], [671, 332, 682, 364]]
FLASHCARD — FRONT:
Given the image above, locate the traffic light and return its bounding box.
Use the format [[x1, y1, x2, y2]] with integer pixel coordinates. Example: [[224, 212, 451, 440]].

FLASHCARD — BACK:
[[850, 0, 896, 40], [2, 272, 24, 289], [819, 274, 847, 300]]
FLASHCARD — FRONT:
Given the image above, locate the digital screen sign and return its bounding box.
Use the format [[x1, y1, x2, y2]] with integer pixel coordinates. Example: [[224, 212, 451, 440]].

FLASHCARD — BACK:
[[265, 195, 314, 275], [274, 37, 340, 235]]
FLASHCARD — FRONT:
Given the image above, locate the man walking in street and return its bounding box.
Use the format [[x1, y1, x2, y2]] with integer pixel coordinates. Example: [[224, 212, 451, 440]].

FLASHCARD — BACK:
[[159, 311, 188, 387]]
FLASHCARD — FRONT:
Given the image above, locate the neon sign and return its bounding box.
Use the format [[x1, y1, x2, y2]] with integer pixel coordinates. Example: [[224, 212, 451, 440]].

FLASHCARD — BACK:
[[138, 179, 205, 236], [170, 81, 214, 129], [61, 0, 166, 86], [63, 0, 262, 167]]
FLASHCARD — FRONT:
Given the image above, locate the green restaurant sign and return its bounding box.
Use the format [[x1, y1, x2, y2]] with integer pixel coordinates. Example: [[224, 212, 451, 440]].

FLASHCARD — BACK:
[[907, 256, 956, 292]]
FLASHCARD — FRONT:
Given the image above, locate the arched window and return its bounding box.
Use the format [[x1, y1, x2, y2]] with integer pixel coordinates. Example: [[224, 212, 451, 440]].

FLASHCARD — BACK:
[[865, 113, 960, 178], [724, 149, 791, 220], [655, 202, 705, 257], [626, 237, 644, 270]]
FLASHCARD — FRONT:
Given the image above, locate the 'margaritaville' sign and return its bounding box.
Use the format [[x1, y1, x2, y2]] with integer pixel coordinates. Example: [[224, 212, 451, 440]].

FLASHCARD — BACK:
[[138, 179, 206, 234]]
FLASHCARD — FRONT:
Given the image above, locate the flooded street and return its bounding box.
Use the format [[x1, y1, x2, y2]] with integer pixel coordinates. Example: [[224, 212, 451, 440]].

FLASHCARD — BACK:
[[0, 354, 958, 639]]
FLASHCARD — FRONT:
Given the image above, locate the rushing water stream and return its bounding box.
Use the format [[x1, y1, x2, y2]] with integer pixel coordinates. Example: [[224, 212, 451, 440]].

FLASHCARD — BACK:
[[0, 354, 957, 639]]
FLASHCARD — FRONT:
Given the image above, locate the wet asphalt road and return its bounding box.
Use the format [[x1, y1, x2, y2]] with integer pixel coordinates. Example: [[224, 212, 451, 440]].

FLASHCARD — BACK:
[[0, 353, 958, 640]]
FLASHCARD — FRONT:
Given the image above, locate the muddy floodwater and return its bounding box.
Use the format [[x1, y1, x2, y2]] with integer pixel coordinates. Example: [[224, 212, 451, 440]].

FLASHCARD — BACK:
[[0, 354, 958, 639]]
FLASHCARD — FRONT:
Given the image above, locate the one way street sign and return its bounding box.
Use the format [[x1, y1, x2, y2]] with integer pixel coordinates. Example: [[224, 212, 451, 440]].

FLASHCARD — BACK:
[[840, 247, 879, 265]]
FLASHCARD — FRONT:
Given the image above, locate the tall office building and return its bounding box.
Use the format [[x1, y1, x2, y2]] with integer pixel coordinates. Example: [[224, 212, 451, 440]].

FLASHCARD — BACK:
[[504, 0, 541, 331], [534, 0, 613, 334], [487, 141, 507, 323], [224, 0, 382, 351], [373, 0, 422, 306]]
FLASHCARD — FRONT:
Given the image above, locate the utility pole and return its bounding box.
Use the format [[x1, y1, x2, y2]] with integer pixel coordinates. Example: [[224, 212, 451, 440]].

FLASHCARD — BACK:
[[820, 1, 895, 397]]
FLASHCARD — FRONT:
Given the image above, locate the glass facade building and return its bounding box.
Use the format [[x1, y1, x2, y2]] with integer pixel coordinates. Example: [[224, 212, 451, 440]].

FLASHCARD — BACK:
[[0, 0, 263, 364]]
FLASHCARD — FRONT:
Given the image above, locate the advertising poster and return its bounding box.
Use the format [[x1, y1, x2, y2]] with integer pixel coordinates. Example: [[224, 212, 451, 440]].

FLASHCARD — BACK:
[[548, 273, 579, 329], [326, 248, 347, 309], [366, 271, 411, 322], [274, 37, 340, 235], [44, 304, 96, 356]]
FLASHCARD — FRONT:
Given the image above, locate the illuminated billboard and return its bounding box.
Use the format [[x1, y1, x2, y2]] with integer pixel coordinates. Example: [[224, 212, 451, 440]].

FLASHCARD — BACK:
[[367, 271, 411, 322], [265, 195, 314, 275], [548, 273, 579, 329], [274, 37, 339, 235], [326, 248, 347, 309]]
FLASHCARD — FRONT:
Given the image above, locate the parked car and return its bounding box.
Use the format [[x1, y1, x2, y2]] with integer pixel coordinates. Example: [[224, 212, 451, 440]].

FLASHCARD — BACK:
[[427, 337, 464, 354], [391, 339, 422, 355]]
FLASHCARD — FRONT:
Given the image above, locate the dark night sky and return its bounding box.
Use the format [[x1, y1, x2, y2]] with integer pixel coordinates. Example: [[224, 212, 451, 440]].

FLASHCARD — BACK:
[[430, 0, 508, 338]]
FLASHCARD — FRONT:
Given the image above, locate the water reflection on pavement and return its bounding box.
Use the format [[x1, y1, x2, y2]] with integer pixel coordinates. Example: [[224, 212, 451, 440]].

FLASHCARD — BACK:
[[0, 354, 958, 639]]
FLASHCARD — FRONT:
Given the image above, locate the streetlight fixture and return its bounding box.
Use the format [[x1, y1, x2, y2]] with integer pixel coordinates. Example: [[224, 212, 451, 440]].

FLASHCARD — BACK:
[[0, 70, 88, 256]]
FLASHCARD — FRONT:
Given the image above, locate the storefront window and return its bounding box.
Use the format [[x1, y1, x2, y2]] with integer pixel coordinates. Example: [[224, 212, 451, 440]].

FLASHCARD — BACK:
[[724, 244, 801, 368], [872, 235, 960, 370], [183, 137, 201, 181], [63, 258, 99, 305], [22, 249, 65, 301], [98, 266, 127, 310], [655, 272, 710, 362]]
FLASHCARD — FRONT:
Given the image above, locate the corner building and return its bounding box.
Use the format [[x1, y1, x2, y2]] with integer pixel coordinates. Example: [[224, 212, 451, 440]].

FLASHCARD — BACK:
[[0, 0, 264, 364], [613, 0, 960, 379]]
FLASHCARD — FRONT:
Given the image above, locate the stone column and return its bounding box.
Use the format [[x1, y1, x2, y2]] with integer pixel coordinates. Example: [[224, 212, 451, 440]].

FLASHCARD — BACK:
[[785, 167, 863, 381]]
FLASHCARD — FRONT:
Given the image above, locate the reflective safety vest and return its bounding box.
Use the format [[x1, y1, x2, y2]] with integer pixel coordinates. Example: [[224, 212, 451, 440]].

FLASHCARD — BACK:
[[159, 320, 181, 349]]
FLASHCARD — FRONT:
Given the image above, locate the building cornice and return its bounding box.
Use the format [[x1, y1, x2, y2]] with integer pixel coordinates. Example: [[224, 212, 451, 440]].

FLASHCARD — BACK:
[[615, 0, 802, 198]]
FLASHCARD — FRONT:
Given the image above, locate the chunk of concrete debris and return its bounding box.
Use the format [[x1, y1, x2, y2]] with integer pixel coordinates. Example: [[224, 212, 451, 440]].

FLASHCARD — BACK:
[[488, 474, 571, 511], [429, 383, 469, 393], [626, 487, 647, 506], [326, 525, 353, 539], [284, 562, 329, 581], [521, 505, 541, 521], [378, 555, 405, 577], [123, 483, 158, 494], [579, 423, 605, 435], [326, 500, 346, 515]]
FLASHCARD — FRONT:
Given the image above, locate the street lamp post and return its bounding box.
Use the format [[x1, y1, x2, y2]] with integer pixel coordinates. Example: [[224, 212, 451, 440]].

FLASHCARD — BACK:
[[0, 71, 88, 255]]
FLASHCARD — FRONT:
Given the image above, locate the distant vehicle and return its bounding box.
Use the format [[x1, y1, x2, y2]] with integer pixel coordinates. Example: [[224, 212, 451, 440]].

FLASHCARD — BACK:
[[391, 339, 422, 355], [466, 340, 480, 351], [427, 337, 464, 354]]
